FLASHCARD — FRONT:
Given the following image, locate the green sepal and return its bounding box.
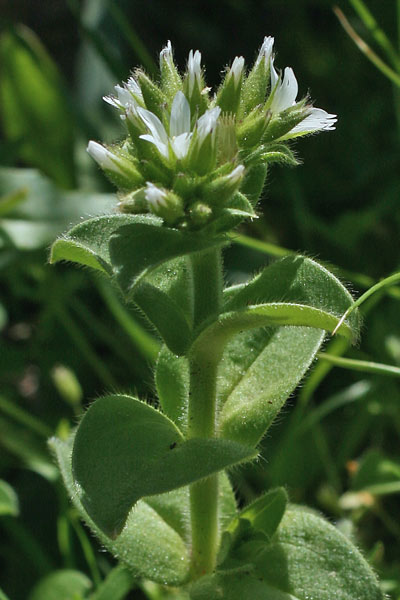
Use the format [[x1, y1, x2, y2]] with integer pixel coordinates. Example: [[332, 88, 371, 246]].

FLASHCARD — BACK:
[[237, 107, 271, 148], [71, 395, 256, 537], [239, 57, 270, 118], [49, 435, 191, 586], [159, 46, 183, 102], [215, 66, 243, 116], [239, 163, 267, 206], [262, 104, 308, 143], [136, 70, 168, 121]]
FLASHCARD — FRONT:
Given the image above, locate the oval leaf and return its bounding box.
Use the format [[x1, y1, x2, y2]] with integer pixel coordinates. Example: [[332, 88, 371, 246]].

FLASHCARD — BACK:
[[28, 570, 92, 600], [72, 395, 256, 537], [0, 479, 19, 517], [50, 435, 190, 586]]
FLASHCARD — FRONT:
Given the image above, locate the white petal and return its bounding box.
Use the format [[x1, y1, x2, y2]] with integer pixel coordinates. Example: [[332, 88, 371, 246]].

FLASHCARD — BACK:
[[125, 76, 143, 100], [227, 164, 245, 183], [170, 132, 192, 159], [256, 36, 274, 67], [270, 67, 298, 112], [137, 107, 169, 145], [139, 134, 169, 159], [160, 40, 173, 67], [170, 91, 191, 137], [230, 56, 245, 85], [291, 108, 337, 134], [145, 182, 167, 208], [87, 141, 122, 173], [188, 49, 202, 94], [270, 57, 279, 92], [196, 106, 221, 141]]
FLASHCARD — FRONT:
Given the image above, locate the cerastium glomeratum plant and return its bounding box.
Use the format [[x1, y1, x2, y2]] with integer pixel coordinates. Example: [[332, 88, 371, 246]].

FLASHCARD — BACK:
[[49, 38, 384, 599]]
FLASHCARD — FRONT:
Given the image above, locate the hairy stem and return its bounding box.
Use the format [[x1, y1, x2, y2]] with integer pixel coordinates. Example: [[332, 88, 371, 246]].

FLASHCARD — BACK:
[[187, 248, 223, 579]]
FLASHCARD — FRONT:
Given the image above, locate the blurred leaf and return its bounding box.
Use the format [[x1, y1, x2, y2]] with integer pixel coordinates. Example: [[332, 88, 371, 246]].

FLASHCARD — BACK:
[[0, 479, 19, 517], [88, 565, 133, 600], [28, 569, 92, 600], [0, 26, 76, 188], [0, 167, 115, 250], [71, 394, 255, 537], [352, 450, 400, 495]]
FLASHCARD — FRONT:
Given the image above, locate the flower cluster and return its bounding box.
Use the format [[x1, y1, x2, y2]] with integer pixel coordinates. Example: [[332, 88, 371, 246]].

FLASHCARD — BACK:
[[88, 37, 336, 232]]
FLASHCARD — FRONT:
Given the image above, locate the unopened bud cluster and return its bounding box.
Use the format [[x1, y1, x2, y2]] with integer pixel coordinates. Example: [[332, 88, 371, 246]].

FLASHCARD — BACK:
[[88, 37, 336, 232]]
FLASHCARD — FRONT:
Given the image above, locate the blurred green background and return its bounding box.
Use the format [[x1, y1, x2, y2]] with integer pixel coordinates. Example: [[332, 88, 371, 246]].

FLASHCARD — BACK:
[[0, 1, 399, 598]]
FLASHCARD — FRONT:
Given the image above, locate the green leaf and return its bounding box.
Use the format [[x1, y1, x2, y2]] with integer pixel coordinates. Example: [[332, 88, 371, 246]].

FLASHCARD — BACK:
[[352, 450, 400, 495], [50, 434, 191, 586], [132, 257, 194, 355], [224, 255, 359, 334], [0, 27, 75, 188], [28, 570, 92, 600], [88, 565, 134, 600], [72, 395, 256, 537], [218, 488, 288, 567], [228, 487, 288, 539], [218, 326, 324, 446], [204, 255, 360, 446], [192, 508, 383, 600], [0, 479, 19, 517], [51, 214, 223, 296], [0, 587, 10, 600], [155, 345, 189, 428]]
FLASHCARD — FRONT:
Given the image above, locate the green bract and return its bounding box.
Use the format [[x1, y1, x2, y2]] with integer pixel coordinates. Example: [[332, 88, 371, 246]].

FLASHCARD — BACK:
[[49, 37, 383, 599]]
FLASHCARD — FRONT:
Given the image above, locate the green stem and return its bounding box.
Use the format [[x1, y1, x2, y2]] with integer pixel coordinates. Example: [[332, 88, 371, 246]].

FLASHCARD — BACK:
[[188, 248, 223, 579]]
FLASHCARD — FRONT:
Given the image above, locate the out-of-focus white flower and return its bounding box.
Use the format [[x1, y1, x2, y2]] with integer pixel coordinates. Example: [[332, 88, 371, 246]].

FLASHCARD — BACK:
[[160, 40, 174, 68]]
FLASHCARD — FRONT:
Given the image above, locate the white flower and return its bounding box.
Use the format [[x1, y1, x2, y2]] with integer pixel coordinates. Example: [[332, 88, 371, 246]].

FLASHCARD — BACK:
[[160, 40, 174, 68], [196, 106, 221, 142], [269, 60, 337, 135], [255, 36, 275, 68], [229, 56, 245, 87], [138, 91, 192, 160], [227, 164, 245, 184], [187, 49, 202, 95], [270, 65, 298, 113], [145, 182, 167, 209], [87, 141, 124, 174], [103, 76, 143, 111]]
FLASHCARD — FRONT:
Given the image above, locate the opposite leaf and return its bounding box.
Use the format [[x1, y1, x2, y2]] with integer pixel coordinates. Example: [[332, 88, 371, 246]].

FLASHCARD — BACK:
[[192, 507, 383, 600], [72, 395, 255, 537]]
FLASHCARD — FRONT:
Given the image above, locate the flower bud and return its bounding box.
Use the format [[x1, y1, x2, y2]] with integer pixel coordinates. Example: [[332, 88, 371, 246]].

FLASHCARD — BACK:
[[184, 49, 209, 117], [188, 107, 221, 175], [189, 201, 213, 227], [144, 182, 184, 225], [117, 188, 148, 214], [203, 164, 245, 207], [87, 141, 144, 189], [159, 41, 183, 101], [239, 36, 274, 117], [216, 56, 245, 116]]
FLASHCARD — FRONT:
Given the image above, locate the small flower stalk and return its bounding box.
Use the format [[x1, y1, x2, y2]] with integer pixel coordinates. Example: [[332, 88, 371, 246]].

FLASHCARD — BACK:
[[88, 37, 337, 232]]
